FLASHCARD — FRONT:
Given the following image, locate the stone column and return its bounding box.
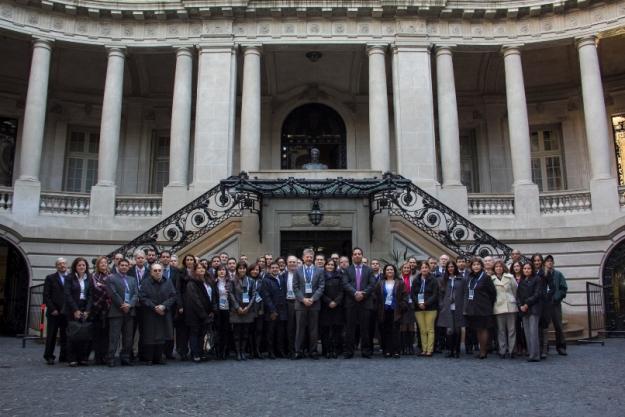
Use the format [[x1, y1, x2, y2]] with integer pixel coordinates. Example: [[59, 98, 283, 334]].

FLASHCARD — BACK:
[[163, 46, 194, 215], [13, 38, 53, 217], [577, 35, 619, 214], [392, 38, 438, 192], [367, 44, 390, 173], [502, 45, 539, 219], [239, 45, 262, 173], [435, 46, 467, 213], [91, 46, 125, 217], [191, 41, 237, 193]]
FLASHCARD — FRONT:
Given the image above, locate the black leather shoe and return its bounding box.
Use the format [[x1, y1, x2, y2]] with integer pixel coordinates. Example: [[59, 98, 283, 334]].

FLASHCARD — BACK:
[[121, 360, 133, 366], [292, 352, 303, 360], [361, 354, 371, 359], [267, 353, 276, 360], [557, 349, 568, 356], [309, 353, 319, 360], [107, 360, 116, 367], [46, 359, 55, 365], [343, 353, 353, 359]]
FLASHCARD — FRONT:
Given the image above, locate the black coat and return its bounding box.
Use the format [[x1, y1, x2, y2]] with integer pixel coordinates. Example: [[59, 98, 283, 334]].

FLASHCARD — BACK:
[[342, 264, 376, 310], [320, 271, 345, 326], [517, 276, 543, 316], [373, 278, 408, 322], [260, 274, 287, 321], [64, 273, 92, 317], [184, 278, 215, 327], [463, 271, 496, 317], [410, 274, 439, 311], [43, 272, 66, 316], [139, 276, 177, 345]]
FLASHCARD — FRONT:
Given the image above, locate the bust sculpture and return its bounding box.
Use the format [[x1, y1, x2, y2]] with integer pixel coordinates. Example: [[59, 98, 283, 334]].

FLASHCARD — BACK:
[[302, 148, 328, 170]]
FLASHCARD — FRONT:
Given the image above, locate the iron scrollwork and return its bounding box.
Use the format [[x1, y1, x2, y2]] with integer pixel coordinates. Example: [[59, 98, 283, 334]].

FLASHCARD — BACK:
[[369, 173, 515, 261]]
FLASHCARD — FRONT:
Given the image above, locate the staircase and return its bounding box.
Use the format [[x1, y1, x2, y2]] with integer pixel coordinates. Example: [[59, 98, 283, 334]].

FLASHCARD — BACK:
[[108, 172, 515, 261]]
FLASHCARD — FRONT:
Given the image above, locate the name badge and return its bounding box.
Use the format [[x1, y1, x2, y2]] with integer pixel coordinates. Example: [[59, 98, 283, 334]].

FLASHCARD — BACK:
[[450, 302, 456, 311], [255, 293, 262, 303], [219, 296, 228, 310], [468, 289, 475, 301], [417, 293, 425, 304], [305, 282, 313, 294], [407, 294, 413, 304], [385, 292, 393, 306], [242, 292, 250, 304], [287, 289, 295, 299]]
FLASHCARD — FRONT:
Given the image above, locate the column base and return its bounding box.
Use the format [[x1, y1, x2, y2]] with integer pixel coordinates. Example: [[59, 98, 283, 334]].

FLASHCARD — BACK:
[[438, 184, 468, 216], [513, 182, 540, 222], [162, 184, 191, 217], [589, 177, 620, 218], [12, 179, 41, 218], [89, 185, 116, 218]]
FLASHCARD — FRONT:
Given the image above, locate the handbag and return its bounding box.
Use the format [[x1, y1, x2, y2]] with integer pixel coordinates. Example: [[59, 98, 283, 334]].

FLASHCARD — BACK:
[[67, 319, 94, 343], [203, 324, 215, 353]]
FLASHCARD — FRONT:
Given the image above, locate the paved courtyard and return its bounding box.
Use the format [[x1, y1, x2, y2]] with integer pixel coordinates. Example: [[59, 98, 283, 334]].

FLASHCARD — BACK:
[[0, 337, 623, 417]]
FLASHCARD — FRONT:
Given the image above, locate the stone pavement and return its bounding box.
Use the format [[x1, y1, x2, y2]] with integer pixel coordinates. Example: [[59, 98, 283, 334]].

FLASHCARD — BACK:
[[0, 337, 623, 417]]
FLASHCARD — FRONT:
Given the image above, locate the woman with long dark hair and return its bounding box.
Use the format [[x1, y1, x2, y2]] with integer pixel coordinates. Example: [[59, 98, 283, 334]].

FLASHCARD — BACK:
[[510, 261, 526, 356], [320, 259, 344, 359], [399, 262, 416, 355], [214, 264, 231, 360], [438, 261, 466, 358], [64, 257, 93, 367], [517, 262, 543, 362], [185, 263, 214, 363], [463, 257, 496, 359], [228, 261, 256, 361], [90, 256, 111, 365], [412, 262, 439, 357], [375, 264, 406, 358], [248, 263, 265, 359]]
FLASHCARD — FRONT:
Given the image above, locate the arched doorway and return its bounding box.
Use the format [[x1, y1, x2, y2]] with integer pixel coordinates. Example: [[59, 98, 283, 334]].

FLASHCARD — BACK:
[[0, 238, 29, 335], [281, 103, 347, 169], [602, 239, 625, 334]]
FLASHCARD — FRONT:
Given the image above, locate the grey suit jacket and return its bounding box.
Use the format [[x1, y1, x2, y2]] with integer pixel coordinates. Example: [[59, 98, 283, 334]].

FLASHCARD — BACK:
[[293, 265, 325, 311], [107, 273, 139, 318]]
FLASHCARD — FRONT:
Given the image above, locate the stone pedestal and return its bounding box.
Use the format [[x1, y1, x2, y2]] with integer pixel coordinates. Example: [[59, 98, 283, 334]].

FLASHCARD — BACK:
[[11, 179, 41, 218], [162, 184, 191, 217], [513, 183, 540, 222], [89, 185, 116, 218], [438, 185, 469, 216], [589, 177, 620, 217]]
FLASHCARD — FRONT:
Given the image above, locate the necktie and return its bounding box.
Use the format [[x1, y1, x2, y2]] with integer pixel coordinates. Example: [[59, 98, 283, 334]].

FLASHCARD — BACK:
[[356, 266, 362, 291], [306, 267, 312, 282], [137, 267, 143, 280]]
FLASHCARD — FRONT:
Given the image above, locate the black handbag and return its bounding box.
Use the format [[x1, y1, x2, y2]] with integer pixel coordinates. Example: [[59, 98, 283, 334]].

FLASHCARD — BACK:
[[67, 319, 94, 342]]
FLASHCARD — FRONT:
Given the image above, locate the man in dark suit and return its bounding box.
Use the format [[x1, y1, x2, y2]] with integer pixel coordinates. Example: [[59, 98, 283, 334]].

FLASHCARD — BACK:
[[342, 247, 376, 358], [160, 250, 180, 359], [293, 249, 325, 359], [261, 262, 287, 359], [43, 258, 68, 365], [281, 255, 299, 358], [128, 249, 148, 361], [106, 258, 138, 366]]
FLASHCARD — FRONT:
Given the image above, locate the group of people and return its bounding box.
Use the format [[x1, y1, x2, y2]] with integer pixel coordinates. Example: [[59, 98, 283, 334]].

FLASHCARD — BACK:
[[42, 246, 568, 366]]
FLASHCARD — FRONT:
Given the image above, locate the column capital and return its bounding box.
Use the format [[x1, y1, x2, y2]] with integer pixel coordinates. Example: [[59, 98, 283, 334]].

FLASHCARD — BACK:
[[173, 45, 194, 57], [105, 46, 127, 58], [241, 44, 263, 56], [434, 45, 457, 57], [366, 43, 388, 55], [31, 37, 54, 50], [196, 40, 236, 54], [576, 35, 598, 49], [391, 43, 432, 54], [501, 44, 524, 57]]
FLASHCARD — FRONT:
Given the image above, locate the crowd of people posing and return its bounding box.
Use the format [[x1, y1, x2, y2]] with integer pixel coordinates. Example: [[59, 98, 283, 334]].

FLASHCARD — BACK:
[[42, 247, 568, 367]]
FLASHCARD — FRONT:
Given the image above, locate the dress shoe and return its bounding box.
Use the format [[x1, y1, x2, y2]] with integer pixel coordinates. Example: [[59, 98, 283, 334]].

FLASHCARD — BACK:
[[527, 358, 540, 362], [331, 352, 338, 359], [78, 361, 89, 366], [165, 354, 176, 360], [361, 354, 371, 359], [393, 353, 400, 359], [46, 359, 55, 365], [154, 360, 167, 365], [292, 352, 303, 360], [108, 360, 116, 368], [121, 360, 133, 366], [267, 353, 276, 360], [557, 348, 568, 356], [192, 356, 201, 363], [445, 352, 454, 358], [540, 353, 547, 360], [454, 352, 460, 358], [69, 362, 78, 367], [179, 354, 189, 362], [309, 353, 319, 360], [343, 353, 353, 359]]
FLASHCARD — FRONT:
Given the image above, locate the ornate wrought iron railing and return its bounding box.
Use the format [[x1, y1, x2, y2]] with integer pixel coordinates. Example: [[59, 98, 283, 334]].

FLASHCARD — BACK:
[[108, 172, 515, 262]]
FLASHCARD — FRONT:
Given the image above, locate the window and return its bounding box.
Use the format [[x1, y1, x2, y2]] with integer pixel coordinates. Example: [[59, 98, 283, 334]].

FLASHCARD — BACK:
[[612, 114, 625, 186], [63, 127, 99, 192], [150, 131, 169, 193], [0, 117, 18, 187], [460, 129, 479, 193], [530, 126, 566, 192]]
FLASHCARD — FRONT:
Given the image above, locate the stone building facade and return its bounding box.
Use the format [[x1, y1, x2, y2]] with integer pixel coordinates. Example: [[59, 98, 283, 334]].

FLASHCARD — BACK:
[[1, 0, 625, 334]]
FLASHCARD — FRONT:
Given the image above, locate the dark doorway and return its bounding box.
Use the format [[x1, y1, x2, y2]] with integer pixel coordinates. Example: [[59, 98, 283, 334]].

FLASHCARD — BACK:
[[603, 240, 625, 335], [280, 230, 352, 259], [0, 117, 18, 186], [281, 103, 347, 169], [0, 238, 29, 335]]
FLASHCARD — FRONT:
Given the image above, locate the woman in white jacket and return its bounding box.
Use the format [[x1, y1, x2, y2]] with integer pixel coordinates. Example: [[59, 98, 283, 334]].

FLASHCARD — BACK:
[[492, 260, 518, 358]]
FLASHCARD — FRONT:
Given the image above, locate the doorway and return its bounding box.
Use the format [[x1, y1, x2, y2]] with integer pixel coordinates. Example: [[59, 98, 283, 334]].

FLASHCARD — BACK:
[[0, 238, 29, 335], [603, 239, 625, 335], [281, 103, 347, 170], [280, 230, 352, 259]]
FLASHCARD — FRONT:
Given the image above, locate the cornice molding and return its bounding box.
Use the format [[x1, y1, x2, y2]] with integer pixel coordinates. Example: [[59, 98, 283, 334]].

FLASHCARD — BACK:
[[0, 0, 624, 48]]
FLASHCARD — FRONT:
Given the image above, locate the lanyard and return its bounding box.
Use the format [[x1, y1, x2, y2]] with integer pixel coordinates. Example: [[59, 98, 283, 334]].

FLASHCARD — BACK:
[[305, 267, 313, 283], [419, 277, 426, 294], [469, 272, 484, 291], [450, 277, 455, 291]]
